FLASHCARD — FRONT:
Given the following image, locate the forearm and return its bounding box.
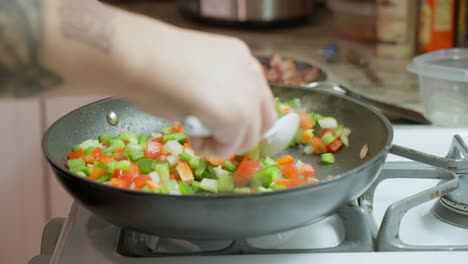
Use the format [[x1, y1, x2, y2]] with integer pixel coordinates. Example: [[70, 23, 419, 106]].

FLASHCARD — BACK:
[[0, 0, 175, 98]]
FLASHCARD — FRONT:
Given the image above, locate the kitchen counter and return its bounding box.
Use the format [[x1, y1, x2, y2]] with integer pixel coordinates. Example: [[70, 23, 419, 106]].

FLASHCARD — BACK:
[[113, 0, 425, 114]]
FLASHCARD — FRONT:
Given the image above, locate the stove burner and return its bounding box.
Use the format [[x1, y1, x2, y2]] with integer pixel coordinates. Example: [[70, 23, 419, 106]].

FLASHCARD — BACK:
[[432, 135, 468, 229]]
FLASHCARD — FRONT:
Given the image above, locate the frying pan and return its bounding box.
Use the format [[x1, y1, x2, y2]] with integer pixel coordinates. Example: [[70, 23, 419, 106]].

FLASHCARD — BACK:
[[42, 84, 393, 239]]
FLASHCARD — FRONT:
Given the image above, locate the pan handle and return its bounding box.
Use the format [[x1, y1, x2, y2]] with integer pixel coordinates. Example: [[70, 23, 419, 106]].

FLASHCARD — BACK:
[[390, 135, 468, 173]]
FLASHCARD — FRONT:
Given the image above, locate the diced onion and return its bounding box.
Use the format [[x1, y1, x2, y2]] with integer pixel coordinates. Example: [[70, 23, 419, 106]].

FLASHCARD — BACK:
[[295, 160, 305, 170], [213, 166, 229, 177], [318, 117, 338, 129], [167, 155, 180, 166], [151, 132, 162, 138], [303, 145, 315, 155], [148, 171, 160, 184], [360, 144, 368, 159], [129, 183, 136, 190], [340, 128, 351, 147], [165, 140, 183, 155]]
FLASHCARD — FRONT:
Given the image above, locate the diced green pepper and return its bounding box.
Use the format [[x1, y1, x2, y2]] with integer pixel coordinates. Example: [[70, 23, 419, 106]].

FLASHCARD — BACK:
[[125, 143, 144, 161], [178, 152, 192, 163], [250, 166, 282, 188], [68, 158, 86, 173], [96, 173, 112, 183], [83, 166, 92, 176], [233, 187, 251, 194], [189, 157, 200, 169], [322, 132, 335, 145], [119, 131, 138, 144], [83, 146, 96, 155], [138, 133, 148, 146], [195, 159, 207, 180], [141, 186, 151, 192], [222, 161, 237, 172], [321, 153, 335, 164], [191, 181, 201, 193], [98, 133, 111, 144], [311, 112, 323, 122], [107, 139, 125, 153], [109, 160, 131, 172], [205, 165, 216, 179], [260, 157, 277, 168], [161, 126, 172, 135], [200, 178, 218, 193], [217, 175, 234, 192], [163, 133, 187, 144], [136, 159, 156, 174], [179, 182, 195, 195]]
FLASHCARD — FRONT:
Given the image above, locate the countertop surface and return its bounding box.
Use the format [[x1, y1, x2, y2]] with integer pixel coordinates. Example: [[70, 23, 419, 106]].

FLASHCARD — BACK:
[[114, 0, 425, 114]]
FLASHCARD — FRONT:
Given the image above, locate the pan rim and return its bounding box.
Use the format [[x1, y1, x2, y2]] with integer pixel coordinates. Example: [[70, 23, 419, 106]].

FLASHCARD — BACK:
[[42, 84, 393, 200]]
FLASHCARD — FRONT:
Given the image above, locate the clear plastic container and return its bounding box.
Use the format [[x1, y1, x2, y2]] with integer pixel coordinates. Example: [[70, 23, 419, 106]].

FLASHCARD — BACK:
[[327, 0, 377, 42], [408, 49, 468, 127]]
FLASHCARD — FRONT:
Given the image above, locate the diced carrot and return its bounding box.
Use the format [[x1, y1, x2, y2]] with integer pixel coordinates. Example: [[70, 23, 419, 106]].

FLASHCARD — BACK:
[[146, 181, 160, 191], [300, 112, 315, 130], [98, 155, 114, 166], [130, 162, 141, 175], [288, 177, 306, 187], [300, 130, 314, 145], [277, 154, 296, 165], [233, 158, 261, 187], [274, 178, 290, 186], [170, 171, 179, 181], [172, 124, 184, 133], [176, 161, 194, 184], [111, 178, 128, 188], [279, 106, 291, 114], [68, 149, 84, 160], [84, 147, 104, 164], [183, 142, 192, 149], [89, 167, 108, 180], [311, 137, 327, 154], [113, 148, 127, 161], [280, 164, 299, 178], [160, 145, 170, 155], [134, 175, 152, 189], [300, 164, 315, 177], [328, 139, 343, 153], [207, 157, 225, 166]]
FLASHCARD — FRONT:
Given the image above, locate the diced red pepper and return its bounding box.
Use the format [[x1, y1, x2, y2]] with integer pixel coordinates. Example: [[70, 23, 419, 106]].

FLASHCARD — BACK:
[[84, 147, 104, 164], [145, 141, 162, 159], [300, 164, 315, 177], [233, 158, 262, 187], [112, 169, 134, 187], [134, 175, 152, 189], [277, 154, 296, 165], [288, 177, 306, 187], [319, 128, 334, 138], [280, 164, 299, 178], [97, 155, 114, 166], [68, 149, 84, 160], [113, 148, 127, 161], [328, 139, 343, 153], [111, 178, 128, 189], [89, 167, 108, 180]]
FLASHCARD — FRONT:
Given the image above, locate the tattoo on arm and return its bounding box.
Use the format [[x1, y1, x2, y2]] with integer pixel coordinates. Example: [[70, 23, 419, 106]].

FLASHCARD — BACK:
[[0, 0, 62, 97], [60, 0, 115, 52]]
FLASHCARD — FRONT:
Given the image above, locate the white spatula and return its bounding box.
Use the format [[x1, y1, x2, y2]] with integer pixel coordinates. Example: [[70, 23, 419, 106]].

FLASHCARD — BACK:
[[183, 113, 299, 157]]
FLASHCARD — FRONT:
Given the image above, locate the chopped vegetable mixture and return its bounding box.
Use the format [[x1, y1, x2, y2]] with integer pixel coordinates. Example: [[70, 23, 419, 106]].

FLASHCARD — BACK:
[[66, 98, 351, 195]]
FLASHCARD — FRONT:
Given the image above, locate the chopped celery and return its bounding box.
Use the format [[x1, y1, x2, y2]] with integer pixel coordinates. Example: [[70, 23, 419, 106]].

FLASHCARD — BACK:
[[195, 159, 207, 180], [205, 165, 216, 179], [138, 133, 148, 146], [83, 146, 96, 155], [107, 139, 125, 153], [163, 133, 187, 144], [152, 187, 164, 194], [72, 144, 81, 151], [334, 124, 344, 136], [125, 144, 144, 161], [258, 186, 273, 192], [79, 139, 102, 151], [161, 126, 172, 135], [322, 132, 336, 145], [75, 171, 87, 177], [136, 159, 156, 174], [178, 152, 192, 163], [98, 133, 111, 144], [68, 158, 86, 173], [109, 160, 131, 171], [217, 175, 234, 192], [271, 183, 287, 190], [168, 180, 181, 194], [250, 166, 282, 188], [260, 157, 276, 167], [310, 112, 323, 122], [103, 148, 113, 155], [83, 166, 92, 176], [191, 181, 201, 193], [233, 187, 251, 194], [154, 161, 170, 192], [200, 178, 218, 193], [93, 161, 109, 172], [179, 182, 195, 195], [119, 131, 138, 144], [189, 157, 200, 169], [222, 161, 237, 172], [321, 153, 335, 164], [96, 173, 112, 183]]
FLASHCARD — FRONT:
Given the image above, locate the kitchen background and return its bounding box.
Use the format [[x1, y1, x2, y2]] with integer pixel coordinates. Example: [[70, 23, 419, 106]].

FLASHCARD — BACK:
[[2, 0, 468, 263]]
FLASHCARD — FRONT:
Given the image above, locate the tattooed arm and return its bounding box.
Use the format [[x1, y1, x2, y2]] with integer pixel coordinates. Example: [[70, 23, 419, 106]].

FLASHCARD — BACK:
[[0, 0, 276, 158]]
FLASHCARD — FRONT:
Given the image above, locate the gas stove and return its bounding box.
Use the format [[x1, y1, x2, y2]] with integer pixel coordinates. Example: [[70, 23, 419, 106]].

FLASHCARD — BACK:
[[30, 126, 468, 264]]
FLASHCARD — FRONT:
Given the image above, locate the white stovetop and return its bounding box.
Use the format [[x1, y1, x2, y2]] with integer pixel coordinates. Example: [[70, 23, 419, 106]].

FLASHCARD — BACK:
[[49, 125, 468, 264]]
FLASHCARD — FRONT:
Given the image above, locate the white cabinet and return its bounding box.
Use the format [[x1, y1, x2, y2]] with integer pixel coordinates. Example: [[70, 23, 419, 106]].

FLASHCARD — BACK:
[[0, 99, 46, 264]]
